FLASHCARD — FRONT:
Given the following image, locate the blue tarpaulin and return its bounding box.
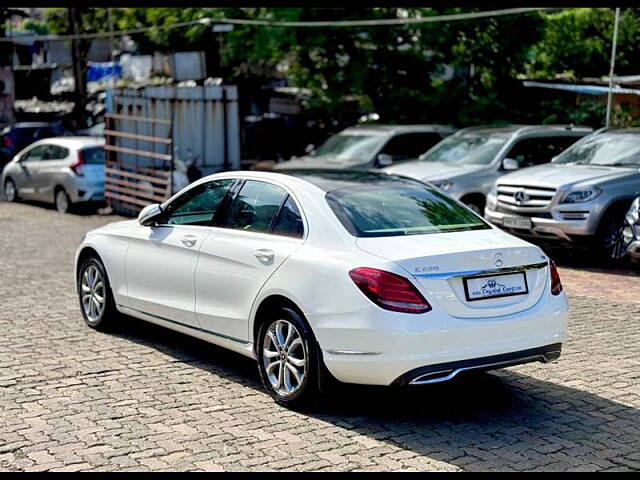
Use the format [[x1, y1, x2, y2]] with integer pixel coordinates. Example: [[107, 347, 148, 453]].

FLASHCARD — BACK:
[[87, 62, 121, 83]]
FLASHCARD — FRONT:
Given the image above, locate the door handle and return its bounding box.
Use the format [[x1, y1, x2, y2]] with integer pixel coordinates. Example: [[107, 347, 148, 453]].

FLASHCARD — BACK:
[[181, 235, 198, 247], [254, 248, 275, 263]]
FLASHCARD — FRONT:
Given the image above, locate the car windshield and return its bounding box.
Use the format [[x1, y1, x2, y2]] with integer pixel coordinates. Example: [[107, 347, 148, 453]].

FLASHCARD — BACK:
[[552, 133, 640, 167], [326, 183, 490, 237], [311, 133, 387, 163], [418, 132, 509, 165]]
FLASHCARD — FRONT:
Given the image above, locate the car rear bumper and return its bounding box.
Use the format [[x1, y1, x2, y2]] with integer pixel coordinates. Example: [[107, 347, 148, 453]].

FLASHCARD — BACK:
[[312, 291, 568, 386], [391, 343, 561, 386]]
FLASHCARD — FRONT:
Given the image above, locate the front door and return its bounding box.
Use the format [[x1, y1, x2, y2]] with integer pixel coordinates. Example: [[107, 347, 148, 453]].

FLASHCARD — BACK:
[[123, 178, 236, 327]]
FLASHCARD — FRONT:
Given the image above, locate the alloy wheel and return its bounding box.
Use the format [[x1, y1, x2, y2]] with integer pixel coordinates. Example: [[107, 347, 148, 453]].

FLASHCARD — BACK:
[[262, 319, 307, 396], [81, 265, 105, 324], [5, 180, 16, 202], [603, 221, 626, 260], [56, 190, 69, 213]]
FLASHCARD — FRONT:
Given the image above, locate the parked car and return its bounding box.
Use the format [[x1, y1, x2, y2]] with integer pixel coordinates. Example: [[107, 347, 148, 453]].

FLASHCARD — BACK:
[[485, 128, 640, 261], [272, 124, 456, 171], [623, 196, 640, 261], [2, 137, 106, 213], [75, 169, 567, 408], [0, 122, 64, 169], [382, 125, 592, 214]]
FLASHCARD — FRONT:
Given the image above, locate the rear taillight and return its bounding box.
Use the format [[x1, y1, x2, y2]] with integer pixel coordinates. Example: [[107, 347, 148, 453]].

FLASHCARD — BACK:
[[4, 136, 13, 148], [550, 260, 562, 295], [349, 267, 432, 314], [71, 150, 85, 176]]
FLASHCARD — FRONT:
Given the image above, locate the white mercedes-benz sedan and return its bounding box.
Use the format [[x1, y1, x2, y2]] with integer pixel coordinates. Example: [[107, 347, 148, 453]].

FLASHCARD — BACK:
[[75, 169, 568, 408]]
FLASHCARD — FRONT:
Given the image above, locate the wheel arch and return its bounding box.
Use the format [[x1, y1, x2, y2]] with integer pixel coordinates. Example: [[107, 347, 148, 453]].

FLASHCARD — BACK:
[[251, 294, 307, 355], [460, 192, 486, 209]]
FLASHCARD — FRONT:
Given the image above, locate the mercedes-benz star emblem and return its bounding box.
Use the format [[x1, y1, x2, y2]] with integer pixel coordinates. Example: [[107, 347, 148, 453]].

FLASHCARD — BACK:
[[494, 253, 504, 267], [514, 189, 529, 204]]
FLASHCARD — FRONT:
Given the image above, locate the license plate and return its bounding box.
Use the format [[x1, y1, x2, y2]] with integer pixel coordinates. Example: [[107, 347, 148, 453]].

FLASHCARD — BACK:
[[502, 216, 532, 229], [463, 272, 529, 302]]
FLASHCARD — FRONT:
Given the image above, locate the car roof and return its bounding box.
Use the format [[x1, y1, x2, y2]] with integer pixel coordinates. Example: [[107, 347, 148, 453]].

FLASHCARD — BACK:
[[599, 127, 640, 135], [341, 124, 457, 135], [457, 124, 592, 137], [266, 168, 426, 192], [33, 136, 105, 148]]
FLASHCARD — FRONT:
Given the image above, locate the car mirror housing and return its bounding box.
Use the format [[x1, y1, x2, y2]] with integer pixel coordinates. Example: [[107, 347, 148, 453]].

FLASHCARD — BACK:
[[138, 203, 163, 226], [502, 158, 519, 171], [377, 153, 394, 167]]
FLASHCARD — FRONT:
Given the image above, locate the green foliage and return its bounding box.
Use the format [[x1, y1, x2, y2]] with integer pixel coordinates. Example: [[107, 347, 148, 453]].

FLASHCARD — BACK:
[[38, 7, 640, 128]]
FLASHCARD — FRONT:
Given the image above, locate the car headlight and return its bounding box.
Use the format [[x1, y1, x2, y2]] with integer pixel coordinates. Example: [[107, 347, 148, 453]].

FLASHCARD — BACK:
[[431, 180, 453, 192], [561, 187, 602, 204]]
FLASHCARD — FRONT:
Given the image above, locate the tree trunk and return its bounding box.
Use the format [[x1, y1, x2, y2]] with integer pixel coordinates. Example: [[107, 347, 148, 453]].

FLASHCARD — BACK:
[[69, 7, 91, 130]]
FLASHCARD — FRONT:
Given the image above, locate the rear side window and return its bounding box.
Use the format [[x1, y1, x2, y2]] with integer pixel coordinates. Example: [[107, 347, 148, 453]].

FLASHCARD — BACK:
[[220, 180, 288, 233], [326, 183, 490, 237], [81, 147, 105, 164], [381, 133, 444, 159], [506, 136, 582, 168], [272, 197, 304, 238]]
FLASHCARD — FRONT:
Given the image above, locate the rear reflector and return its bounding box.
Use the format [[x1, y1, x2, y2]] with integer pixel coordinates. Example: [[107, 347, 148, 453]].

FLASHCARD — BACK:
[[549, 260, 563, 295], [349, 267, 432, 314]]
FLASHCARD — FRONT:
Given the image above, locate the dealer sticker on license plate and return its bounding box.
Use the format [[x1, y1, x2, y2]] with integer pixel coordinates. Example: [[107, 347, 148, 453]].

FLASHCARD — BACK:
[[463, 272, 529, 302], [502, 216, 533, 229]]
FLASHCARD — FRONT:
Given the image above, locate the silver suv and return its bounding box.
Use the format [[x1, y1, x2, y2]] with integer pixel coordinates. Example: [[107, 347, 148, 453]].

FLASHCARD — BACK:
[[383, 125, 592, 213], [2, 136, 105, 213], [485, 128, 640, 260]]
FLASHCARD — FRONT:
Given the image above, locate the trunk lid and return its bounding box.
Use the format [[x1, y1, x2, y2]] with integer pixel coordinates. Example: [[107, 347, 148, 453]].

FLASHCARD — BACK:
[[356, 229, 550, 318]]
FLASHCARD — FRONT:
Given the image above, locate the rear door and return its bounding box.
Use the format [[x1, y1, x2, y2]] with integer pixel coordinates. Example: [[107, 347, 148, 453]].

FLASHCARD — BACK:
[[195, 180, 305, 341], [34, 144, 70, 201]]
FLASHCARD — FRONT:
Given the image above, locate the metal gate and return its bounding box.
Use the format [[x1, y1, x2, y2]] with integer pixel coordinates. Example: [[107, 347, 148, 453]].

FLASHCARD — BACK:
[[104, 112, 173, 216]]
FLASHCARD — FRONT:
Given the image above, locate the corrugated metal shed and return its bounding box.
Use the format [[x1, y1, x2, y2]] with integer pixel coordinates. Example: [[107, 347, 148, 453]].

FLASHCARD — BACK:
[[106, 85, 240, 176]]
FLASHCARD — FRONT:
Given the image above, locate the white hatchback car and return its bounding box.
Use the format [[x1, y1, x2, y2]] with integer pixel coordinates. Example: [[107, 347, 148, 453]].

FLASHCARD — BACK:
[[2, 136, 105, 213], [75, 169, 568, 407]]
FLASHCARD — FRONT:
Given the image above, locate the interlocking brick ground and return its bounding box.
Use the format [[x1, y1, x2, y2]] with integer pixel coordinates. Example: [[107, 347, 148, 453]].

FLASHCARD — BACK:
[[1, 201, 639, 471]]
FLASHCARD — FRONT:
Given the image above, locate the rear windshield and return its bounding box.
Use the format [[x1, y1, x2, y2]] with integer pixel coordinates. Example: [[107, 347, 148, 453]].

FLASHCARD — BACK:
[[326, 183, 490, 237], [82, 147, 105, 164]]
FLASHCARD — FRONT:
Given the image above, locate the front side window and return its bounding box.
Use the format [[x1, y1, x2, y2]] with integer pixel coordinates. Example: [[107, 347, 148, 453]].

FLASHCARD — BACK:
[[220, 180, 288, 233], [419, 132, 509, 165], [506, 136, 582, 168], [326, 182, 490, 237], [552, 133, 640, 167], [162, 179, 235, 226], [21, 145, 47, 162]]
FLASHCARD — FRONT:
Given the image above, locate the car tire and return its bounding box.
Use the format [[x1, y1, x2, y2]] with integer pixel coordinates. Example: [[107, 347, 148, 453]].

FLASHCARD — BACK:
[[4, 178, 18, 202], [594, 212, 627, 263], [55, 187, 71, 214], [77, 256, 118, 332], [257, 307, 328, 409]]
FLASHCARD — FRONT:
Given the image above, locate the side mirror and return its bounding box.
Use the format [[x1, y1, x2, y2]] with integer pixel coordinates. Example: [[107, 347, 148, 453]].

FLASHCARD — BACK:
[[502, 158, 519, 171], [377, 153, 394, 167], [304, 143, 315, 154], [138, 203, 163, 226]]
